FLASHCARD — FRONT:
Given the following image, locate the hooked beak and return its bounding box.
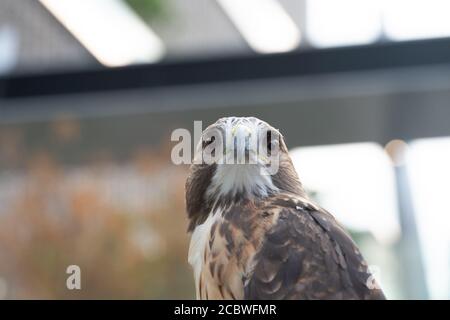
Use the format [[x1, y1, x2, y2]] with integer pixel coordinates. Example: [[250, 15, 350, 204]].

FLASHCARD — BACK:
[[229, 123, 256, 164], [231, 123, 253, 151]]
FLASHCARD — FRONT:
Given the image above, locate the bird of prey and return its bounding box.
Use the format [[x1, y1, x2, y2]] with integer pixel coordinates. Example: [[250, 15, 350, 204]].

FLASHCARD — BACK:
[[185, 117, 385, 300]]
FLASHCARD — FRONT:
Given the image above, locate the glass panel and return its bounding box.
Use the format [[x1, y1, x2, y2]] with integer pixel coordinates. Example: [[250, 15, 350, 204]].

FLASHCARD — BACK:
[[407, 137, 450, 299], [306, 0, 381, 48], [383, 0, 450, 41]]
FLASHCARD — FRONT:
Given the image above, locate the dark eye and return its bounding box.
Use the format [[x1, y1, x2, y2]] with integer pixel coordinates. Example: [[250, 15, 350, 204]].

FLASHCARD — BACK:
[[202, 136, 215, 149], [266, 131, 272, 153], [266, 130, 279, 155]]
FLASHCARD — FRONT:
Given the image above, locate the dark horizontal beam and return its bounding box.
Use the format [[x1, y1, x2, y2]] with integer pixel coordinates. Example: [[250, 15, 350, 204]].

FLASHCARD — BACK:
[[2, 37, 450, 99]]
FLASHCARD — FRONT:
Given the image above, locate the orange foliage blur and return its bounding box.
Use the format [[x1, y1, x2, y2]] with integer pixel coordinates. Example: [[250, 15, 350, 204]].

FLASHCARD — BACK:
[[0, 123, 194, 299]]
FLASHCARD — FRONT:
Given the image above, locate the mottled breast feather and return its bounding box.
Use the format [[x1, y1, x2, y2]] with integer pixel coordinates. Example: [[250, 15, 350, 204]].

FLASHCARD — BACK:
[[194, 193, 386, 300]]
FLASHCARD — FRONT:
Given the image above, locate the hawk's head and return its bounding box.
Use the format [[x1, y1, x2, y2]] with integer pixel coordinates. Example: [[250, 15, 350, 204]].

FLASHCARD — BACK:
[[185, 117, 305, 231]]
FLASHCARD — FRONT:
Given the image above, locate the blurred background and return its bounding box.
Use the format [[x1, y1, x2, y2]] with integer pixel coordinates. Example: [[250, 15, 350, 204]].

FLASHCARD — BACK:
[[1, 0, 450, 300]]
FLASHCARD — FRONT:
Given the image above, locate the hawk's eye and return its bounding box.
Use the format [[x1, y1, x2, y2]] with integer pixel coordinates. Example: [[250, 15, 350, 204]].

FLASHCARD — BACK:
[[266, 131, 273, 153], [266, 130, 279, 156], [202, 136, 215, 149]]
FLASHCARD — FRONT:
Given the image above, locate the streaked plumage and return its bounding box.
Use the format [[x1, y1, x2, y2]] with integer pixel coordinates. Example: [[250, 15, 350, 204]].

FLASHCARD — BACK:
[[185, 117, 385, 300]]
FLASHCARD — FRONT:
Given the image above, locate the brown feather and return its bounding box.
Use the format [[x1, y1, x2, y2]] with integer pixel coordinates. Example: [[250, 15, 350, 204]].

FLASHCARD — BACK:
[[194, 193, 385, 300]]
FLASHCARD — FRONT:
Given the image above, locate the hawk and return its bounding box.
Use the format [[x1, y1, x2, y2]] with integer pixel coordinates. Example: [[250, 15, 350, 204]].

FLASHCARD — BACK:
[[185, 117, 385, 300]]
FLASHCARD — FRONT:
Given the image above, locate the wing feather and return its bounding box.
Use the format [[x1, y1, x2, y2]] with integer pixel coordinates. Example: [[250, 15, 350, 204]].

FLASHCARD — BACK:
[[244, 195, 386, 300], [191, 194, 386, 300]]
